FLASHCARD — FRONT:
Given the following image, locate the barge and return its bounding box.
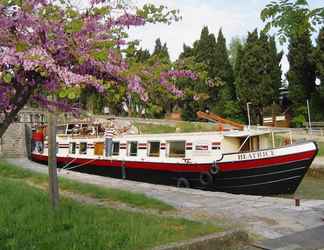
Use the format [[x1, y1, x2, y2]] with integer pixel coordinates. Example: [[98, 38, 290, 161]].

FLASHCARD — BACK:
[[31, 124, 318, 195]]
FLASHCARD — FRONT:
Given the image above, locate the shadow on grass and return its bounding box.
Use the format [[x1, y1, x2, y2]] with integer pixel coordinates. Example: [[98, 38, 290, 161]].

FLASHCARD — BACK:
[[0, 177, 220, 250], [0, 161, 173, 212]]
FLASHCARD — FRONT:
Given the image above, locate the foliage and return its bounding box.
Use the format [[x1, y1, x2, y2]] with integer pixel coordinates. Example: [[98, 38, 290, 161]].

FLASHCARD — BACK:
[[0, 0, 198, 136], [152, 38, 170, 64], [0, 176, 219, 250], [228, 37, 246, 67], [174, 56, 209, 121], [261, 1, 324, 126], [287, 30, 316, 115], [123, 45, 197, 118], [236, 30, 282, 125], [212, 29, 237, 118], [313, 28, 324, 85], [310, 27, 324, 121], [261, 0, 324, 44], [177, 26, 236, 121]]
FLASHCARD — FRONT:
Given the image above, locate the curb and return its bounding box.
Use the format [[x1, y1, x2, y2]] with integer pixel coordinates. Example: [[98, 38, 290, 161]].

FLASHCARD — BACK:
[[152, 230, 250, 250]]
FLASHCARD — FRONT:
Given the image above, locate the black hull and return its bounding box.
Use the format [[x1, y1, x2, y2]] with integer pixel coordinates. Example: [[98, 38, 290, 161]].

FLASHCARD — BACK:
[[32, 156, 314, 196]]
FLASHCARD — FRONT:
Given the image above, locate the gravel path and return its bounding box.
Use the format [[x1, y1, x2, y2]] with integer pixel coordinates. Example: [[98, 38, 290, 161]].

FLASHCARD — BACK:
[[6, 158, 324, 240]]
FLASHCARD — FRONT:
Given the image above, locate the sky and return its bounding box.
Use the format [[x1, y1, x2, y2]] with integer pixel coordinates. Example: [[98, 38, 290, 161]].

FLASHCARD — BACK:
[[126, 0, 323, 75], [75, 0, 323, 75]]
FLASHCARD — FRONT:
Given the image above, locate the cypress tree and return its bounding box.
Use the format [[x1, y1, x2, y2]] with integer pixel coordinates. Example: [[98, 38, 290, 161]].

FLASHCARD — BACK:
[[213, 29, 235, 87], [234, 43, 244, 80], [236, 29, 282, 125], [135, 48, 150, 63], [268, 36, 283, 103], [153, 38, 170, 63], [179, 44, 194, 59], [195, 27, 212, 63], [287, 31, 316, 111], [229, 37, 245, 68], [310, 28, 324, 121], [314, 28, 324, 87], [212, 29, 236, 114], [153, 38, 163, 54]]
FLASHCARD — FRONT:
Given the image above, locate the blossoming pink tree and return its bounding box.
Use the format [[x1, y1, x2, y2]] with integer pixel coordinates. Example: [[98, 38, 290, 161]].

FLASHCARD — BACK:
[[0, 0, 196, 137]]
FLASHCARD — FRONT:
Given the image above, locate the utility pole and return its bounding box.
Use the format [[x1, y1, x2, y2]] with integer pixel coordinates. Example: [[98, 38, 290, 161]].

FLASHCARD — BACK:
[[247, 102, 252, 130], [306, 99, 312, 135], [48, 95, 59, 209]]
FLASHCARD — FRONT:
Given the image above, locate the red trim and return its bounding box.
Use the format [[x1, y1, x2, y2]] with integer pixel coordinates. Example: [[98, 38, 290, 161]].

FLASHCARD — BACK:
[[220, 150, 316, 171], [31, 148, 316, 173]]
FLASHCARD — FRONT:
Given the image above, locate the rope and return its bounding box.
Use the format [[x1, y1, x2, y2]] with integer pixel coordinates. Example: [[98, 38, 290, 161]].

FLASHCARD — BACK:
[[64, 159, 97, 171], [59, 158, 77, 172]]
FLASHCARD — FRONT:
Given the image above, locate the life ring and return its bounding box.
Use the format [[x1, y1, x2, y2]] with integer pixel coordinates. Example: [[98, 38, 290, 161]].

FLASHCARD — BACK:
[[177, 177, 190, 188], [210, 162, 220, 175], [200, 172, 213, 186]]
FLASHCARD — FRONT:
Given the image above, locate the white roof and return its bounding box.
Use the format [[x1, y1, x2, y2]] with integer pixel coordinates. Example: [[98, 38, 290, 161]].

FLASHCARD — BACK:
[[223, 130, 271, 138]]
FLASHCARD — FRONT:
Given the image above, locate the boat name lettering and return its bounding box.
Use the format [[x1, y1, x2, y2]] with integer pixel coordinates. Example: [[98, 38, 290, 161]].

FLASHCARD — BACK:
[[238, 151, 275, 160]]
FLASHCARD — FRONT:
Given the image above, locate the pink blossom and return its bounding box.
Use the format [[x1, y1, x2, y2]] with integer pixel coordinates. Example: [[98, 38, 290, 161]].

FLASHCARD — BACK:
[[114, 14, 145, 27]]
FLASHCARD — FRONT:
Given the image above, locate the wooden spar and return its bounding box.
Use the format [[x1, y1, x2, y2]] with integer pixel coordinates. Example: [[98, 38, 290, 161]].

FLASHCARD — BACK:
[[196, 111, 244, 131]]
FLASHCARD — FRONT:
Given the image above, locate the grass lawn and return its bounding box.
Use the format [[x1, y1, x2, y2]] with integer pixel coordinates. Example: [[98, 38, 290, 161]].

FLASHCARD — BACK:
[[293, 175, 324, 200], [135, 121, 216, 134], [317, 142, 324, 156], [0, 177, 220, 250], [135, 122, 176, 134], [0, 161, 173, 212]]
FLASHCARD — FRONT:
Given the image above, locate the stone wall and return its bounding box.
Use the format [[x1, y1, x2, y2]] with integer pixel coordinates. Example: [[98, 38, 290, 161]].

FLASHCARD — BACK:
[[0, 123, 30, 158]]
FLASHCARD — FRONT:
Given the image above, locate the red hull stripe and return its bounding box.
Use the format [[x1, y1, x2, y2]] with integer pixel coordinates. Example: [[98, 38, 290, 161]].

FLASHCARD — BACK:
[[31, 149, 316, 173], [220, 150, 316, 171]]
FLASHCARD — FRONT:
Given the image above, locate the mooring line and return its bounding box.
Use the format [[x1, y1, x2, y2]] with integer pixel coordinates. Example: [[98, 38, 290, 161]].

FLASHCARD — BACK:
[[64, 159, 97, 171], [60, 158, 77, 171]]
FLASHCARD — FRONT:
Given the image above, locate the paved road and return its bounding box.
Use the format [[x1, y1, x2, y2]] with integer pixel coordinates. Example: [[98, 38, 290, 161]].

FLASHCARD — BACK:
[[256, 225, 324, 250], [6, 158, 324, 241]]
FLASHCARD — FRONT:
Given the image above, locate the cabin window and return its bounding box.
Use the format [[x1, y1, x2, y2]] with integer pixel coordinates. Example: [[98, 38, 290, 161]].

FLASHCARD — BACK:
[[168, 141, 185, 158], [128, 142, 138, 156], [148, 141, 160, 157], [69, 142, 76, 154], [79, 142, 87, 155], [57, 125, 66, 135], [239, 137, 260, 152], [112, 142, 120, 156], [94, 142, 104, 156]]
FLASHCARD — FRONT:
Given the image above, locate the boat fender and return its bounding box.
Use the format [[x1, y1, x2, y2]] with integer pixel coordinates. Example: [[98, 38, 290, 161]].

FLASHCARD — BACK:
[[210, 161, 220, 175], [200, 172, 213, 186], [36, 142, 43, 153], [177, 177, 190, 188]]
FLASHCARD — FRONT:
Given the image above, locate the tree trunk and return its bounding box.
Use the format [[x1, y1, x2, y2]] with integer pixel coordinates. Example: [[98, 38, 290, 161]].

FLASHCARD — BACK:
[[0, 86, 34, 138]]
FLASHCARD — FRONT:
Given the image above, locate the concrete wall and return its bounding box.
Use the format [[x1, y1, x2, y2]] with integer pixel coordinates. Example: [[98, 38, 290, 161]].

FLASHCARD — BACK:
[[0, 123, 30, 158]]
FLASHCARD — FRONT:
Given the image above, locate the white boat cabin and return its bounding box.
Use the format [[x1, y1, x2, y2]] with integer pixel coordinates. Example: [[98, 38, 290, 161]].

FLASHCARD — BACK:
[[33, 125, 288, 164]]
